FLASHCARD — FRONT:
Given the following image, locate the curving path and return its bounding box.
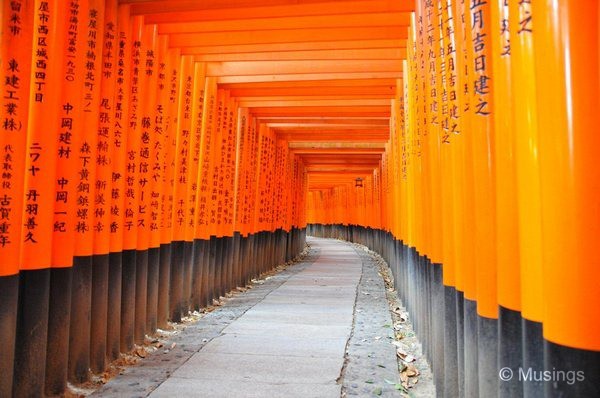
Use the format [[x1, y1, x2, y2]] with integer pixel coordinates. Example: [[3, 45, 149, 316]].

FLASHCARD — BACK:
[[94, 237, 419, 398]]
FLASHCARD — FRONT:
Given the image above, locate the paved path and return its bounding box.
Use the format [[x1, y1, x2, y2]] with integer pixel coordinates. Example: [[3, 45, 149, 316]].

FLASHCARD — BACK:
[[94, 237, 418, 398], [151, 238, 360, 397]]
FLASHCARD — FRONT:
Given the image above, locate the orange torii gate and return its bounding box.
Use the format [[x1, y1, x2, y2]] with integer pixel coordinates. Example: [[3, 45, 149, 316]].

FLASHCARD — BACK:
[[0, 1, 599, 397]]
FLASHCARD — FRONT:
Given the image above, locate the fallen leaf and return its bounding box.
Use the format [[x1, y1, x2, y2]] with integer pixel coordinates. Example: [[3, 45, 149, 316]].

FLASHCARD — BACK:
[[365, 380, 374, 384], [400, 372, 409, 383], [402, 354, 416, 363], [392, 341, 409, 351], [134, 348, 146, 358], [405, 364, 420, 377]]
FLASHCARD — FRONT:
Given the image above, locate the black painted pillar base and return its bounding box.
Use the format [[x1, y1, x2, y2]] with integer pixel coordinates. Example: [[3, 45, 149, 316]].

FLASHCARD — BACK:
[[157, 243, 171, 329], [69, 256, 92, 383], [120, 249, 136, 352], [45, 267, 72, 396], [456, 290, 465, 398], [232, 232, 241, 290], [498, 306, 523, 398], [250, 233, 258, 280], [544, 340, 600, 397], [223, 236, 233, 294], [90, 254, 109, 374], [246, 234, 254, 284], [197, 239, 209, 308], [169, 241, 184, 322], [107, 252, 122, 361], [464, 297, 479, 398], [182, 241, 194, 314], [522, 318, 544, 398], [433, 263, 445, 398], [238, 235, 247, 287], [146, 247, 160, 333], [134, 249, 148, 344], [443, 286, 459, 398], [0, 273, 18, 397], [207, 237, 217, 305], [13, 269, 50, 398], [215, 237, 224, 299], [477, 315, 498, 398], [191, 239, 204, 311]]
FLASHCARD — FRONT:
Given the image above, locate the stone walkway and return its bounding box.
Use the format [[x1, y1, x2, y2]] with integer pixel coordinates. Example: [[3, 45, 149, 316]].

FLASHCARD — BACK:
[[94, 238, 431, 398]]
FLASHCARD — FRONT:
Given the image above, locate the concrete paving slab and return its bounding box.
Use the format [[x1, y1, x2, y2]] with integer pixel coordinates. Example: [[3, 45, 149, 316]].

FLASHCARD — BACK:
[[238, 310, 353, 325], [282, 279, 360, 287], [170, 352, 344, 384], [253, 296, 354, 313], [221, 320, 352, 339], [150, 378, 342, 398], [239, 302, 354, 313], [264, 293, 357, 301], [200, 333, 348, 358], [269, 285, 352, 294]]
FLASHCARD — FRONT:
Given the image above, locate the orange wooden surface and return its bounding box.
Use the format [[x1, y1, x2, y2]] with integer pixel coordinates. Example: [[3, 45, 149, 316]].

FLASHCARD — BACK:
[[0, 0, 33, 275], [184, 62, 205, 242], [93, 0, 118, 256], [134, 23, 158, 251], [159, 46, 181, 245], [1, 0, 597, 352], [150, 34, 169, 249], [109, 4, 132, 253], [535, 0, 600, 351], [439, 0, 458, 288], [510, 0, 544, 323], [20, 0, 67, 269], [51, 0, 89, 266], [170, 55, 194, 242], [491, 0, 521, 313]]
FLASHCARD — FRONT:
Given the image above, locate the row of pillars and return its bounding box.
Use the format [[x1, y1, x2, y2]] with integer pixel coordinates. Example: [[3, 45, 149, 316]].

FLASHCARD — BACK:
[[0, 228, 306, 397], [309, 224, 599, 398]]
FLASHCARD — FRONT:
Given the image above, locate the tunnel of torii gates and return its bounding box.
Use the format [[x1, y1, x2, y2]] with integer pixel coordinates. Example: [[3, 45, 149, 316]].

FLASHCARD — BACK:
[[0, 0, 599, 397]]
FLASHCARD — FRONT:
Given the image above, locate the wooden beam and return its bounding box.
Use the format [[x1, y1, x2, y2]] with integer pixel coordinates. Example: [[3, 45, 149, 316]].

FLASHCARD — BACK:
[[217, 72, 402, 83], [158, 12, 410, 34], [280, 132, 389, 141], [292, 149, 385, 156], [206, 59, 402, 77], [250, 106, 391, 116], [306, 168, 377, 173], [237, 96, 393, 103], [169, 27, 408, 47], [194, 48, 406, 62], [301, 154, 382, 161], [229, 86, 396, 97], [272, 124, 389, 130], [222, 78, 398, 89], [132, 0, 414, 20], [259, 117, 389, 125], [239, 99, 391, 107], [180, 39, 407, 55]]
